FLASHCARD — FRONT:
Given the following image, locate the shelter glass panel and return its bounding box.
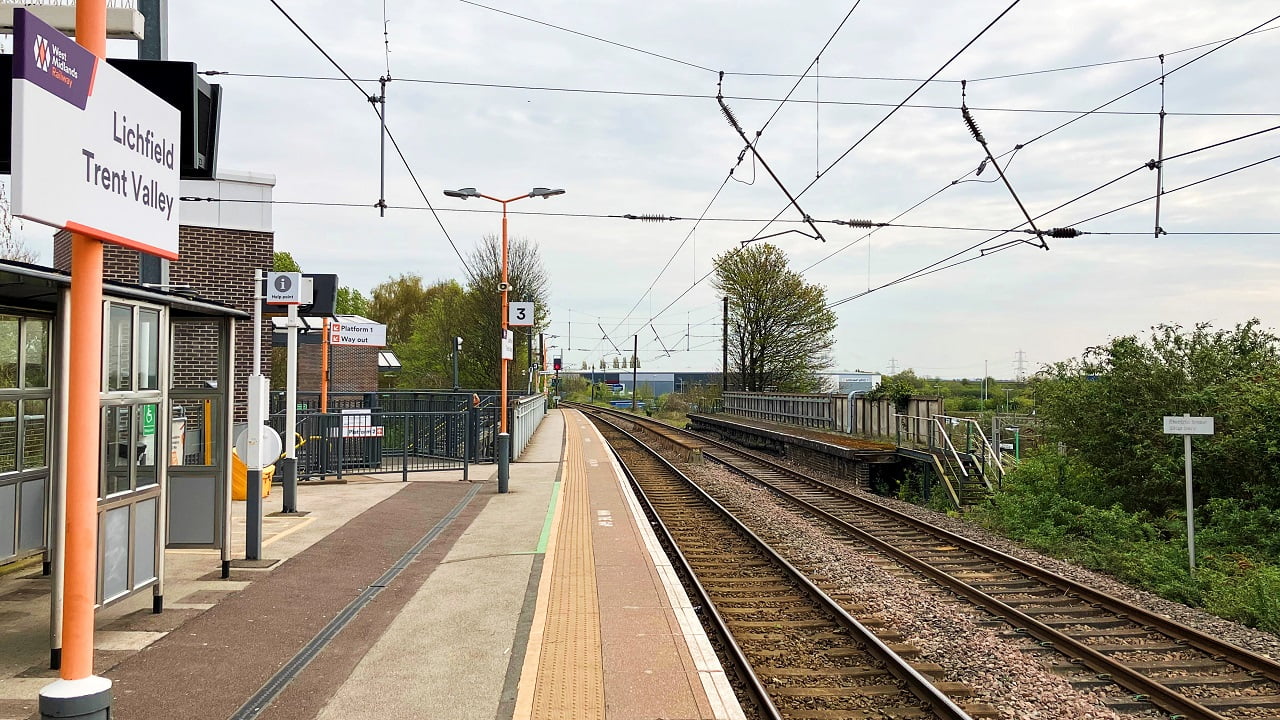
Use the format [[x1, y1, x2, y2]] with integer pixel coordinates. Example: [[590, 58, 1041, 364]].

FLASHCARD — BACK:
[[132, 498, 156, 588], [22, 399, 45, 470], [0, 316, 16, 388], [17, 477, 44, 551], [136, 404, 158, 489], [24, 318, 48, 388], [138, 309, 160, 391], [105, 406, 132, 496], [0, 401, 15, 474], [107, 304, 133, 392], [101, 505, 130, 601], [0, 484, 13, 557]]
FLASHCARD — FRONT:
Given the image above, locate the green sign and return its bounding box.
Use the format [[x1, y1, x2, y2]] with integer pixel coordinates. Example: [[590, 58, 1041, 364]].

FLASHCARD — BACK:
[[141, 404, 157, 437]]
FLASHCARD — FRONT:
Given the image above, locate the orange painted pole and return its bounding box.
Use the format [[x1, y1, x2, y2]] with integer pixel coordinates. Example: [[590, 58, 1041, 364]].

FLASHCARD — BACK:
[[320, 318, 331, 412], [500, 202, 509, 435], [61, 1, 107, 684]]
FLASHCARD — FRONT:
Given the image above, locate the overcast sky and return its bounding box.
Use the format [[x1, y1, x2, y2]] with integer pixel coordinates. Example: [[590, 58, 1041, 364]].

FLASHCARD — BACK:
[[19, 1, 1280, 379]]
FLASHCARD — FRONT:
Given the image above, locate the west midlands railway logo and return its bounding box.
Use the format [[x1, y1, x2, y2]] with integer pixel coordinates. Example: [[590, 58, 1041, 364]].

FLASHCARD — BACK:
[[33, 35, 50, 73]]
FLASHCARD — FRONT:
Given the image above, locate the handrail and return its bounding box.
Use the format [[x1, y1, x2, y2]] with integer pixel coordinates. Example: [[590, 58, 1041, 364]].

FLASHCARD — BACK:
[[930, 417, 969, 478], [934, 414, 1003, 487]]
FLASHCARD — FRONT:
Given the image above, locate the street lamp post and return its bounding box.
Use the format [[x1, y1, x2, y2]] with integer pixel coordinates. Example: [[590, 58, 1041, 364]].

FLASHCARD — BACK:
[[443, 186, 564, 493]]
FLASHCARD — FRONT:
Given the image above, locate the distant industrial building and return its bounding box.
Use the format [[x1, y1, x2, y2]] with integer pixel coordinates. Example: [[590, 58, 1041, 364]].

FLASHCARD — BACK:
[[564, 371, 722, 397]]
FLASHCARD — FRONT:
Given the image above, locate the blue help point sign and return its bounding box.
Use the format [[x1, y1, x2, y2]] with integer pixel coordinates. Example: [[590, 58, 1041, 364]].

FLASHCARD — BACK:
[[11, 9, 180, 258]]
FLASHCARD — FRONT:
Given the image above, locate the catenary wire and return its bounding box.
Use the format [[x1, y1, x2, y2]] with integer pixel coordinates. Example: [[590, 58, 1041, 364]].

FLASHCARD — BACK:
[[264, 0, 476, 280], [743, 0, 1027, 245], [446, 2, 1278, 86], [792, 13, 1280, 276], [458, 0, 717, 73], [200, 71, 1280, 118], [825, 152, 1280, 309], [752, 1, 863, 138]]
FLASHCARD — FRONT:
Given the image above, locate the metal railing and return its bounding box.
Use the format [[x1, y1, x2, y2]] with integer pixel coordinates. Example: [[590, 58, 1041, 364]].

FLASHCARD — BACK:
[[268, 410, 470, 481], [936, 414, 1004, 487], [511, 394, 546, 459], [267, 389, 550, 465]]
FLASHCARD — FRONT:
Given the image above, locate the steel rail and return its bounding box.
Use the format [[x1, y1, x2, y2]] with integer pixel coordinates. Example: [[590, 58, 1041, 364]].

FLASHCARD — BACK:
[[587, 410, 974, 720], [702, 448, 1230, 720], [572, 404, 1280, 719]]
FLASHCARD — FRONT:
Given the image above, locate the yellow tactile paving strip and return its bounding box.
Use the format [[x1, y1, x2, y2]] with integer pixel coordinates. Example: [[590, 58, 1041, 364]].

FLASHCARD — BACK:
[[517, 412, 606, 720]]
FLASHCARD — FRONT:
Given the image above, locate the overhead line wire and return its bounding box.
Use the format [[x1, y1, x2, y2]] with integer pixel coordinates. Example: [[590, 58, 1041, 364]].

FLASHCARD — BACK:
[[613, 2, 868, 336], [444, 3, 1279, 86], [188, 114, 1278, 235], [825, 150, 1280, 309], [200, 71, 1280, 118], [726, 23, 1280, 82], [264, 0, 476, 280], [752, 1, 863, 137], [744, 0, 1027, 245], [795, 12, 1280, 277], [457, 0, 717, 73]]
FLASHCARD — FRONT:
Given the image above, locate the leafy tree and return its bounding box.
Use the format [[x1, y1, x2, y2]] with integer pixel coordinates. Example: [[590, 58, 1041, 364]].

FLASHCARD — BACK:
[[272, 251, 301, 272], [336, 286, 370, 316], [1036, 320, 1280, 514], [712, 243, 837, 392], [453, 234, 549, 391], [612, 357, 620, 369], [392, 281, 466, 388], [369, 274, 445, 346]]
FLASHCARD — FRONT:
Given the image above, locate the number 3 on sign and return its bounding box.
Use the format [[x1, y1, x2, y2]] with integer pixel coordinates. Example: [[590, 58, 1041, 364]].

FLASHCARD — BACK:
[[509, 302, 535, 326]]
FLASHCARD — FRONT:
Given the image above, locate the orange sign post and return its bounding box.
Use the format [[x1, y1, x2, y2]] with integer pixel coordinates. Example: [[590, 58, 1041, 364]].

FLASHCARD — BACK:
[[49, 5, 109, 717], [15, 2, 180, 715]]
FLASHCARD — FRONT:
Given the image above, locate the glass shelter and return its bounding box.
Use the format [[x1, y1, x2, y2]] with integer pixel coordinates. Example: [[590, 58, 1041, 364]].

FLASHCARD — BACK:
[[0, 261, 243, 629]]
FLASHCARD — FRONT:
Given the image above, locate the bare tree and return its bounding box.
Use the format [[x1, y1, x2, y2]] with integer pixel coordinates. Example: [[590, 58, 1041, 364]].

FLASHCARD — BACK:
[[0, 185, 38, 264]]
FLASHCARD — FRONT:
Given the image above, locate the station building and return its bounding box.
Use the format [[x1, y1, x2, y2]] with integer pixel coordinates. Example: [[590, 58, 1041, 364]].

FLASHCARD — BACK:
[[0, 171, 272, 648]]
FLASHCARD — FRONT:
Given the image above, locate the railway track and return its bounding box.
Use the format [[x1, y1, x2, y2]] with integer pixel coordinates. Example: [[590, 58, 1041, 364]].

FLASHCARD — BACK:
[[570, 403, 1280, 720], [588, 412, 981, 720]]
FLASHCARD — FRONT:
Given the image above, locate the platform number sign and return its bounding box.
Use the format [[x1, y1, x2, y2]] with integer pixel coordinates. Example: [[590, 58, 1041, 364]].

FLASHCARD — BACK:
[[509, 302, 535, 326]]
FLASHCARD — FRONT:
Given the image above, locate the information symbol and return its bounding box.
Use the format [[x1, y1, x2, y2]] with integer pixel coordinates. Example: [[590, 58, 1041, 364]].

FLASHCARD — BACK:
[[274, 275, 292, 293]]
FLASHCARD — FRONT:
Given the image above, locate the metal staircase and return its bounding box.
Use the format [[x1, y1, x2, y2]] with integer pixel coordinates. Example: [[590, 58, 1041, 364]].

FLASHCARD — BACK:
[[893, 413, 1004, 508]]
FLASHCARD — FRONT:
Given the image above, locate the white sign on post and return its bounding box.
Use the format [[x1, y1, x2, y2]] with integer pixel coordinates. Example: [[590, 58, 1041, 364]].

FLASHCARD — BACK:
[[509, 302, 535, 326], [1163, 416, 1214, 435], [328, 321, 387, 347], [501, 329, 514, 360], [11, 9, 180, 258], [266, 272, 303, 304], [1163, 414, 1214, 573]]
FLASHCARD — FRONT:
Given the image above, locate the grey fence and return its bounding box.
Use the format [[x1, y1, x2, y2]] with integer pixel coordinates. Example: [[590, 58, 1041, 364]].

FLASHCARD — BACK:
[[722, 391, 943, 442], [268, 409, 469, 481]]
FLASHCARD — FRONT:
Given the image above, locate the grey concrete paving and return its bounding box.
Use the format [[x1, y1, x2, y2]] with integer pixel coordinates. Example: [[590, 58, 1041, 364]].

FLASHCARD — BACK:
[[0, 467, 460, 720], [312, 411, 565, 720]]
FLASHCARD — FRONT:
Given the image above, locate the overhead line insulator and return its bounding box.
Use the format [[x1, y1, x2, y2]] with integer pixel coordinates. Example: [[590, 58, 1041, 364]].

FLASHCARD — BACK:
[[623, 214, 678, 222], [961, 106, 986, 145]]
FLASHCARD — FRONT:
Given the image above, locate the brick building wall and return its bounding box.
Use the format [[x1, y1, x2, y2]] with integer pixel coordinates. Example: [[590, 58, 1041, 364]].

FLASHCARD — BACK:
[[52, 231, 141, 279], [297, 343, 378, 395], [55, 226, 273, 421]]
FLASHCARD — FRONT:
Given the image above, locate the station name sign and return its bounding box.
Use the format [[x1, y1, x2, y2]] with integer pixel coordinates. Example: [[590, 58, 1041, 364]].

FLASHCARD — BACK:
[[11, 9, 180, 258]]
